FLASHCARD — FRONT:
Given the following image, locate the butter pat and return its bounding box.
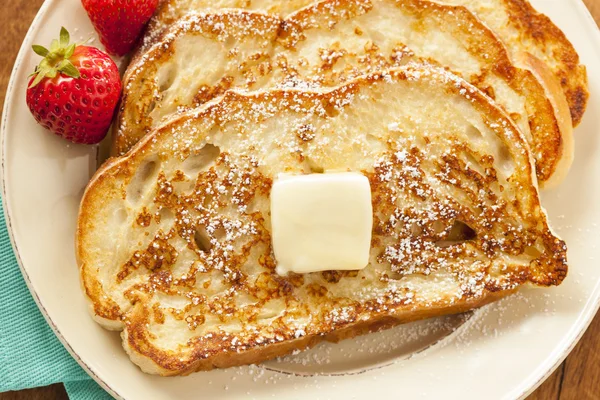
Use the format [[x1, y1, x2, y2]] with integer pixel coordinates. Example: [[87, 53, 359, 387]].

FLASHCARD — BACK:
[[271, 173, 373, 275]]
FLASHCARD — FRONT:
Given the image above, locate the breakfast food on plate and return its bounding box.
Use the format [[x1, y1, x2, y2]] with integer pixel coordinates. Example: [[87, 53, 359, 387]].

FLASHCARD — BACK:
[[137, 0, 588, 127], [81, 0, 160, 56], [77, 66, 567, 375], [114, 0, 572, 187], [74, 0, 586, 375], [26, 28, 121, 144]]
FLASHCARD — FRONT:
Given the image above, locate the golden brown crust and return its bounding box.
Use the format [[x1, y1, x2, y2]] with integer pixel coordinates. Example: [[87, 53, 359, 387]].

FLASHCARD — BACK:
[[501, 0, 588, 126], [517, 52, 574, 189], [77, 157, 128, 326], [133, 0, 588, 127], [139, 0, 314, 52], [124, 289, 512, 375], [78, 66, 567, 375], [114, 0, 570, 185], [114, 11, 281, 156]]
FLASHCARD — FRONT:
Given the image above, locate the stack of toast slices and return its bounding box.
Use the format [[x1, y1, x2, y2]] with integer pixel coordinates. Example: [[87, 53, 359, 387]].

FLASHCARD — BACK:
[[77, 0, 587, 376]]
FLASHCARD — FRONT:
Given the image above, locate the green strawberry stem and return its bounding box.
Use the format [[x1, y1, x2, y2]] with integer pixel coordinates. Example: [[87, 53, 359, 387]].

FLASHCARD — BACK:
[[29, 27, 80, 88]]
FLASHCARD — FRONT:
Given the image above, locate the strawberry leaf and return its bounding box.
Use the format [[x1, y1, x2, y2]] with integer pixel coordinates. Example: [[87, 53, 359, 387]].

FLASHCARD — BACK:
[[29, 27, 81, 88], [57, 60, 80, 79], [32, 45, 49, 57], [65, 43, 76, 59], [50, 39, 59, 52], [59, 27, 70, 48], [29, 72, 46, 88]]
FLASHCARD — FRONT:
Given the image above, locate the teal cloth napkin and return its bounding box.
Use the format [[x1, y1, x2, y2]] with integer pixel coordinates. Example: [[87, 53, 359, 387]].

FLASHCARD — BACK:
[[0, 202, 113, 399]]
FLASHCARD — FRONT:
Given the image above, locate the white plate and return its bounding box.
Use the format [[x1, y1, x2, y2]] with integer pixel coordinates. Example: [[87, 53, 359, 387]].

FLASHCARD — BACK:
[[2, 0, 600, 398]]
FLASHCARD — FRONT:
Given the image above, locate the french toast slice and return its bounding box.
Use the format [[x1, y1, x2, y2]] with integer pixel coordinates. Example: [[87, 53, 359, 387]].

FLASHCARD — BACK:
[[140, 0, 314, 51], [442, 0, 588, 127], [115, 0, 572, 187], [78, 66, 567, 375], [138, 0, 587, 126]]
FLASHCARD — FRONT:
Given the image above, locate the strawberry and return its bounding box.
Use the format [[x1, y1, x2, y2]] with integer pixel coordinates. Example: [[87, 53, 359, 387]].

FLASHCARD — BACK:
[[26, 27, 122, 144], [81, 0, 159, 56]]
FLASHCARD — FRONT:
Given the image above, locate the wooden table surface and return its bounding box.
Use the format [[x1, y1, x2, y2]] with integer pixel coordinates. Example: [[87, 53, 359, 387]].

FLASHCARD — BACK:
[[0, 1, 599, 399]]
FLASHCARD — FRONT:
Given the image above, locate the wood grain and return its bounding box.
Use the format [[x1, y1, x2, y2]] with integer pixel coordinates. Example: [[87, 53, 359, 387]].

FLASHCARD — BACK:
[[0, 0, 44, 112], [0, 1, 598, 399], [528, 366, 565, 400], [558, 311, 600, 400], [0, 385, 67, 400]]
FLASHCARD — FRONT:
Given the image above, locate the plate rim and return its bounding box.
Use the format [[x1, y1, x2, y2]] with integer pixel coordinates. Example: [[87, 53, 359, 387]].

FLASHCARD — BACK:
[[0, 0, 122, 397], [1, 1, 599, 399]]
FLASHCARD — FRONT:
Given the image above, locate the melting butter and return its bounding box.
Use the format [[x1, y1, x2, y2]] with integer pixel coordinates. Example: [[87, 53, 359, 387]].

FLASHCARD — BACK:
[[271, 172, 373, 275]]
